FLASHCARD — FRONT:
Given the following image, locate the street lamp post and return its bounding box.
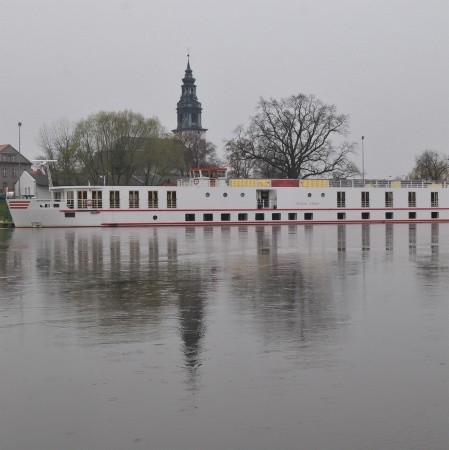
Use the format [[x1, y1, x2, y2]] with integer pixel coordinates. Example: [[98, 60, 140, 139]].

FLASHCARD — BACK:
[[361, 136, 365, 186], [18, 122, 22, 198]]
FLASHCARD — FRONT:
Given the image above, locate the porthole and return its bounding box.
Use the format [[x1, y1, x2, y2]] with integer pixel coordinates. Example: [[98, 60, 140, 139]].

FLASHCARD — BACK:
[[153, 215, 158, 220], [321, 193, 325, 197], [307, 193, 312, 198], [223, 192, 228, 198], [205, 192, 210, 197], [240, 192, 245, 197]]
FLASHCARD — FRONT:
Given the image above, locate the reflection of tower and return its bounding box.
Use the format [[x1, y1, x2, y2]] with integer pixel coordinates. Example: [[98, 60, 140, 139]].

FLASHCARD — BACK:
[[173, 55, 207, 141], [178, 281, 206, 395], [179, 290, 205, 369]]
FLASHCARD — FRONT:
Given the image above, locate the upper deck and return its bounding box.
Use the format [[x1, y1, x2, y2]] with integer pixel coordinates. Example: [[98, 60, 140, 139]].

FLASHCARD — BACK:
[[177, 167, 228, 187]]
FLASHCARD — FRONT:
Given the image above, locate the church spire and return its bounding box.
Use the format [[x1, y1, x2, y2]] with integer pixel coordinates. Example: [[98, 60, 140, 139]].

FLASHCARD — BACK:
[[173, 56, 207, 137]]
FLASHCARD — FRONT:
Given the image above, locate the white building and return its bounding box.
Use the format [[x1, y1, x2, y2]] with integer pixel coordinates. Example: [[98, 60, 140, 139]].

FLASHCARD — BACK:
[[15, 169, 50, 199]]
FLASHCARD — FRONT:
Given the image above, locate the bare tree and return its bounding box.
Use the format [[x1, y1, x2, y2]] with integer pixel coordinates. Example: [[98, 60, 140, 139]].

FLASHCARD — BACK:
[[175, 131, 221, 173], [226, 94, 358, 179], [224, 125, 258, 178], [409, 149, 449, 181], [36, 118, 81, 184]]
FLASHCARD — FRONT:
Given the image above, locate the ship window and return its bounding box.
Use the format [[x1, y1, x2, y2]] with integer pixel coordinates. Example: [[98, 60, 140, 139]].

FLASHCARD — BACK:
[[408, 192, 416, 207], [148, 191, 158, 208], [240, 193, 245, 197], [304, 213, 313, 220], [77, 190, 88, 209], [409, 212, 416, 219], [223, 192, 228, 198], [431, 192, 439, 207], [337, 191, 346, 207], [65, 212, 75, 218], [385, 192, 393, 208], [205, 192, 210, 197], [203, 213, 213, 221], [255, 213, 265, 220], [238, 213, 248, 221], [361, 191, 370, 208], [385, 212, 393, 220], [92, 190, 102, 209], [110, 191, 120, 209], [129, 191, 139, 208], [431, 211, 439, 219], [221, 213, 231, 221], [321, 193, 325, 197], [288, 213, 297, 220], [153, 215, 158, 220], [185, 213, 195, 221], [167, 191, 177, 208], [307, 193, 312, 198], [361, 212, 370, 220], [337, 212, 346, 220], [67, 191, 75, 209], [272, 213, 281, 220]]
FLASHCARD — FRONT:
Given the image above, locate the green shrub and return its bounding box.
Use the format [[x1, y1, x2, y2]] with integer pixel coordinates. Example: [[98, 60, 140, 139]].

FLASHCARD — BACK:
[[0, 200, 12, 223]]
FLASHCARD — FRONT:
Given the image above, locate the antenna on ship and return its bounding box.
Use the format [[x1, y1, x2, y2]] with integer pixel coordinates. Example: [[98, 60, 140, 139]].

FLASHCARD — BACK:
[[32, 159, 57, 188], [361, 136, 365, 186]]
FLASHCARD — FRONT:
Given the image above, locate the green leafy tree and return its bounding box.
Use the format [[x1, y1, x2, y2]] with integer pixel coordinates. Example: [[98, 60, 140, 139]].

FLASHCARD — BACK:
[[37, 111, 182, 185]]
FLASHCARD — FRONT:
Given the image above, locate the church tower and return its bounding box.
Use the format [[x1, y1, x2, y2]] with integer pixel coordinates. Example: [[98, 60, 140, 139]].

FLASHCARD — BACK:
[[173, 56, 207, 139]]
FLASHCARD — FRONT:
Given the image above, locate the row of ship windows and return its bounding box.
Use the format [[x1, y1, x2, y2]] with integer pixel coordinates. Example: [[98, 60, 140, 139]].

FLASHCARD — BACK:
[[182, 212, 440, 221], [63, 190, 442, 209], [339, 191, 439, 208], [64, 211, 441, 221]]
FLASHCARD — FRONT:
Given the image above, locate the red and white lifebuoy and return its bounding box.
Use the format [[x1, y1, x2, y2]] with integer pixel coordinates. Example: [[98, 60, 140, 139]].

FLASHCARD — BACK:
[[86, 199, 93, 207]]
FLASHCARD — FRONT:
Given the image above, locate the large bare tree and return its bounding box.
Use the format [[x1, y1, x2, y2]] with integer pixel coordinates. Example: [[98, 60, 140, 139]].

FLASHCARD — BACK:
[[409, 149, 449, 181], [226, 94, 358, 179]]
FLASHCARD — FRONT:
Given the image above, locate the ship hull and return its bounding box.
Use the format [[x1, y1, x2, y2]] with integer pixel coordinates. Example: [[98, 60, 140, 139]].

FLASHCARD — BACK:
[[7, 182, 449, 228]]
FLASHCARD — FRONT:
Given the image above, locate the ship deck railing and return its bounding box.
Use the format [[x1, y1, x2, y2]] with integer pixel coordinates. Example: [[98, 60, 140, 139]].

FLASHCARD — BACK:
[[328, 179, 449, 188], [177, 178, 228, 187]]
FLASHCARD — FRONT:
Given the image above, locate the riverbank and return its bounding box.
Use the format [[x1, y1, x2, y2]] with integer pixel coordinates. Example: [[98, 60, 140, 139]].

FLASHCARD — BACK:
[[0, 200, 13, 227]]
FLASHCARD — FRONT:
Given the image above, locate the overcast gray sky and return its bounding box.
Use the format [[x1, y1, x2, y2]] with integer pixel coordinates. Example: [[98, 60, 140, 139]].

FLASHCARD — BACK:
[[1, 0, 448, 178]]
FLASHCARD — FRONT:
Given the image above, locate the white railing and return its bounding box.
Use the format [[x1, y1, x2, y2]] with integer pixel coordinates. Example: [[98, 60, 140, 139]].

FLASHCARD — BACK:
[[177, 178, 228, 187], [329, 180, 449, 188], [257, 199, 277, 209]]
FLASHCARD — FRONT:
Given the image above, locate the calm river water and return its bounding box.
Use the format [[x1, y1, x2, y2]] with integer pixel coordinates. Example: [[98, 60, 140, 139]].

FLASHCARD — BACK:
[[0, 224, 448, 449]]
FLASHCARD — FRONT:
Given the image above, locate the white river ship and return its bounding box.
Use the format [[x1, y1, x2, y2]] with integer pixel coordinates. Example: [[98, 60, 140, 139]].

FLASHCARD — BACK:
[[6, 168, 449, 228]]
